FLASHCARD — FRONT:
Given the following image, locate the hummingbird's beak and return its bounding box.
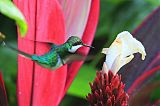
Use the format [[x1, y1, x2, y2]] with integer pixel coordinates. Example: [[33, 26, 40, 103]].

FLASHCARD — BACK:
[[83, 44, 94, 48]]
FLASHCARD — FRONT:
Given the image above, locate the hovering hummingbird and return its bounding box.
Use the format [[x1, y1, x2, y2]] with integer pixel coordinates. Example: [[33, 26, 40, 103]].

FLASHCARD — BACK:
[[0, 32, 94, 70]]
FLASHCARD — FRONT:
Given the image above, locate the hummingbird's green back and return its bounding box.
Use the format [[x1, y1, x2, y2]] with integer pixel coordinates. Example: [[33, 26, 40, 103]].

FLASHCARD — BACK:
[[31, 43, 71, 69]]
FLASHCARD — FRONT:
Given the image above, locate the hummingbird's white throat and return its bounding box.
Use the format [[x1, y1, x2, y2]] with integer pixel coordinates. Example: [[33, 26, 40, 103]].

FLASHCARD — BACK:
[[68, 45, 82, 53]]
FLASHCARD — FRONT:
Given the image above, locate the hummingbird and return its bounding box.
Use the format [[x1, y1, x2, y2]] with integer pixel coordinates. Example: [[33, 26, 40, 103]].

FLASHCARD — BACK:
[[0, 32, 94, 70]]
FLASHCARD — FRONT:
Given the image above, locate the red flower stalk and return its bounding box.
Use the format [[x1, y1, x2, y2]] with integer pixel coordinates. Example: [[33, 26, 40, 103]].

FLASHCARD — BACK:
[[86, 71, 129, 106]]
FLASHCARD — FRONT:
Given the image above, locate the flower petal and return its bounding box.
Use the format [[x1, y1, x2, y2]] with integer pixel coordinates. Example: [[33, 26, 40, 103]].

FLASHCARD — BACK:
[[58, 0, 91, 39], [103, 31, 146, 74], [36, 0, 65, 43], [108, 54, 134, 74], [17, 38, 35, 105], [14, 0, 37, 41], [32, 1, 66, 105], [14, 0, 37, 104], [117, 31, 146, 60], [14, 0, 67, 105]]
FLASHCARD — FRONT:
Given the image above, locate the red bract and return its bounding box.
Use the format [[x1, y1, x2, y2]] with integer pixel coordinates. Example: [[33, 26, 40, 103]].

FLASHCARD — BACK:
[[0, 71, 7, 106], [13, 0, 99, 105], [86, 71, 129, 106]]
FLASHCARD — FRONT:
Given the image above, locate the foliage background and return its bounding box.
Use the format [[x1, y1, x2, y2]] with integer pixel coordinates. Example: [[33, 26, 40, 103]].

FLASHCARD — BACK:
[[0, 0, 159, 105]]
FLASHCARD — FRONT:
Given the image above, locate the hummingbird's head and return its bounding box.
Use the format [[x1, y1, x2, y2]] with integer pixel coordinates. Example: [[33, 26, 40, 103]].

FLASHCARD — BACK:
[[67, 36, 94, 53]]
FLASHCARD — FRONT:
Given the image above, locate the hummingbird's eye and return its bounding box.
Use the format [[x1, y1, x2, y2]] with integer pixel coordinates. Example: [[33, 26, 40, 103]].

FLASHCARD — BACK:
[[77, 41, 83, 45], [71, 39, 82, 46]]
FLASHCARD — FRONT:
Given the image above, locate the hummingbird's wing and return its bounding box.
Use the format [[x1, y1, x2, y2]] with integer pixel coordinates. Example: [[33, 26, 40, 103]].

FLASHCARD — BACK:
[[64, 54, 94, 64], [51, 44, 57, 49]]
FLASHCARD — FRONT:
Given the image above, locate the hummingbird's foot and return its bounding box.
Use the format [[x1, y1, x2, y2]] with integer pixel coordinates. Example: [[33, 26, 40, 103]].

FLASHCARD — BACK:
[[0, 32, 6, 47], [1, 41, 6, 47]]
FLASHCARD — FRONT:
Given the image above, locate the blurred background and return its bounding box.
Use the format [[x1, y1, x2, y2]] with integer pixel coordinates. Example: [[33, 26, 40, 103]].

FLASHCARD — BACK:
[[0, 0, 159, 105]]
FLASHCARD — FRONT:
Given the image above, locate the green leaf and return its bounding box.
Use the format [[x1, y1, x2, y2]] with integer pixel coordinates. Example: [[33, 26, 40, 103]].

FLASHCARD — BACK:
[[150, 87, 160, 103], [67, 65, 96, 99], [145, 0, 160, 6], [0, 0, 28, 37]]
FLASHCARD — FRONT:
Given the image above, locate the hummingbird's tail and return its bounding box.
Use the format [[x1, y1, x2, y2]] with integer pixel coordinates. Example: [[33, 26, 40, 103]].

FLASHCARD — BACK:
[[0, 32, 32, 59], [1, 41, 32, 59]]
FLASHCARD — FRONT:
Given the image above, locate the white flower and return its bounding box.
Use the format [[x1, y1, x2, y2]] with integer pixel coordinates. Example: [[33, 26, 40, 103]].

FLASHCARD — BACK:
[[102, 31, 146, 74]]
